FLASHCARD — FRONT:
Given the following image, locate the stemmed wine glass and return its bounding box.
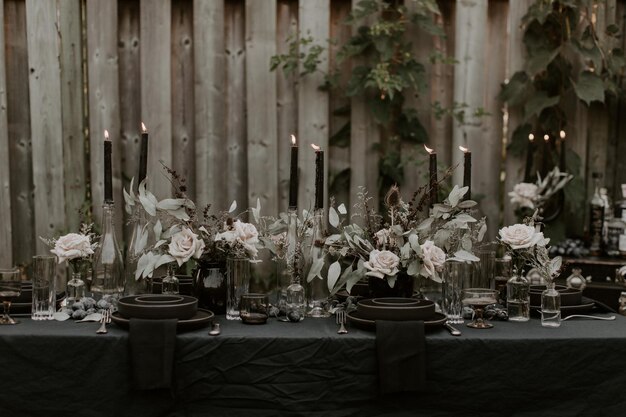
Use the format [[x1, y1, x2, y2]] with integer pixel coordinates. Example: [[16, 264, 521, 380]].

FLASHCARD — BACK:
[[0, 268, 22, 325], [462, 288, 498, 329]]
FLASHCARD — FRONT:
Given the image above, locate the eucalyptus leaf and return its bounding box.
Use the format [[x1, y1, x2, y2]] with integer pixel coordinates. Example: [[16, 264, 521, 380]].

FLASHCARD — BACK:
[[229, 200, 237, 213], [76, 313, 103, 323], [53, 312, 70, 321], [453, 250, 480, 262], [407, 260, 420, 276], [457, 200, 477, 209], [154, 220, 163, 241], [306, 258, 325, 283], [338, 203, 347, 215], [156, 198, 186, 211], [329, 207, 340, 228], [455, 214, 478, 223], [327, 261, 341, 292]]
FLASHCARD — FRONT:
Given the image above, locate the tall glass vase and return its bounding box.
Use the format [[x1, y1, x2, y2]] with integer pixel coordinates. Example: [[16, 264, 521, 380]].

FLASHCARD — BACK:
[[66, 260, 86, 308], [442, 260, 469, 324], [541, 281, 561, 327], [91, 203, 125, 301], [305, 209, 330, 318], [124, 205, 153, 295], [226, 258, 250, 320], [194, 260, 227, 314]]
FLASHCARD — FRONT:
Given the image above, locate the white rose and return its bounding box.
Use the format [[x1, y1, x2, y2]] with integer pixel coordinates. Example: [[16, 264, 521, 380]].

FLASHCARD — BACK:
[[420, 240, 446, 277], [499, 224, 549, 250], [509, 183, 538, 209], [169, 227, 206, 266], [233, 220, 260, 257], [215, 229, 237, 243], [51, 233, 94, 264], [364, 250, 400, 279]]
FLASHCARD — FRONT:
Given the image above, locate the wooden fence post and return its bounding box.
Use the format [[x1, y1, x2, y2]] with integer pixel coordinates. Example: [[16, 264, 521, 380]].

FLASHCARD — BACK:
[[0, 0, 12, 266]]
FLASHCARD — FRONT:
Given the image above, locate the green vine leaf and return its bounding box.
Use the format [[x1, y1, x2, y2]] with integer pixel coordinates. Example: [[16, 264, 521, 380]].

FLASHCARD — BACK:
[[573, 71, 605, 105], [526, 47, 560, 76], [500, 72, 530, 106], [523, 91, 560, 121], [508, 123, 532, 157]]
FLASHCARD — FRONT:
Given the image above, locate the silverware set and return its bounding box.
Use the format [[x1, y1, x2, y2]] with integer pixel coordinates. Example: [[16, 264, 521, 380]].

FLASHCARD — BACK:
[[336, 310, 348, 334], [96, 309, 111, 334]]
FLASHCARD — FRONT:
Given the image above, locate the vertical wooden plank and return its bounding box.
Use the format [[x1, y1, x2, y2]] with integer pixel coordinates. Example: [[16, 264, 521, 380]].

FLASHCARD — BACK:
[[503, 0, 533, 227], [350, 0, 379, 211], [58, 0, 85, 230], [0, 0, 12, 266], [194, 0, 225, 209], [328, 0, 351, 208], [298, 0, 330, 211], [276, 0, 297, 212], [171, 0, 195, 201], [25, 0, 66, 253], [613, 1, 626, 191], [87, 0, 122, 234], [141, 0, 172, 199], [480, 0, 509, 238], [452, 0, 488, 189], [4, 0, 33, 264], [118, 0, 141, 190], [224, 0, 247, 209], [246, 0, 278, 214]]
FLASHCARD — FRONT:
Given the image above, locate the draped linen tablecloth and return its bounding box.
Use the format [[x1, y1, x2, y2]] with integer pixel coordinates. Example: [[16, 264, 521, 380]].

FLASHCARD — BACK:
[[0, 314, 625, 417]]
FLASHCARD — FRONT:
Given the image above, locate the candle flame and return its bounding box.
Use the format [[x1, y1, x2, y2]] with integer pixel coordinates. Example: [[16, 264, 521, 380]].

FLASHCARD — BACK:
[[424, 144, 434, 154], [459, 146, 469, 153], [559, 130, 566, 139], [291, 134, 296, 145], [141, 122, 147, 133], [311, 143, 321, 151], [528, 133, 534, 141], [543, 134, 549, 141], [104, 130, 110, 141]]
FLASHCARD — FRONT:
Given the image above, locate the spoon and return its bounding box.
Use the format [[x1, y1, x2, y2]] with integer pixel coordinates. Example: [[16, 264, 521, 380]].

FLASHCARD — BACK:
[[444, 322, 462, 336], [562, 315, 616, 321], [208, 322, 221, 336]]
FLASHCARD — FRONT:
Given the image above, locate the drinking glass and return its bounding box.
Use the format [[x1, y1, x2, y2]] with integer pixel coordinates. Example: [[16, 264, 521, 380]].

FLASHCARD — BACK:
[[442, 260, 470, 324], [32, 255, 57, 320], [462, 288, 498, 329], [472, 247, 495, 288], [239, 293, 269, 324], [0, 268, 22, 325]]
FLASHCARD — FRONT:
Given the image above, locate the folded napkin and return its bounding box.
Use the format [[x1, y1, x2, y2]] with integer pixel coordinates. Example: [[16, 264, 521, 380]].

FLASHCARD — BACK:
[[129, 318, 178, 390], [375, 320, 426, 395]]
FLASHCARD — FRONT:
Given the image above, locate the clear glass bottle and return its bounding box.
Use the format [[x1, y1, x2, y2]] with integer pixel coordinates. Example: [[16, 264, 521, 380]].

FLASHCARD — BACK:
[[306, 209, 330, 318], [162, 265, 179, 295], [124, 205, 153, 295], [66, 259, 86, 308], [606, 207, 625, 257], [588, 173, 605, 256], [618, 291, 626, 316], [506, 273, 530, 322], [91, 203, 125, 301], [284, 209, 305, 322], [541, 282, 561, 327]]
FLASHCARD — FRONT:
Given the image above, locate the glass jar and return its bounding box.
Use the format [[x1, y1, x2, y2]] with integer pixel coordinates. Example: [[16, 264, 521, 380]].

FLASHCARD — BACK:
[[506, 275, 530, 322], [541, 282, 561, 327]]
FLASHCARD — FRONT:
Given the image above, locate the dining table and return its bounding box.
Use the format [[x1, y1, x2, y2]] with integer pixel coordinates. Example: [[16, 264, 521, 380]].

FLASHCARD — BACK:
[[0, 313, 625, 417]]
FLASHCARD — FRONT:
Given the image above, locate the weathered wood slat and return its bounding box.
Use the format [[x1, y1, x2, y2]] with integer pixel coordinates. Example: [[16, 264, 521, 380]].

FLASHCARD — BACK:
[[245, 0, 278, 214], [224, 0, 247, 211], [298, 0, 330, 212], [86, 0, 122, 237], [25, 0, 66, 252], [194, 0, 225, 210], [172, 0, 195, 201], [0, 0, 12, 266], [4, 0, 33, 265], [276, 0, 298, 212], [58, 0, 85, 231], [140, 0, 172, 199]]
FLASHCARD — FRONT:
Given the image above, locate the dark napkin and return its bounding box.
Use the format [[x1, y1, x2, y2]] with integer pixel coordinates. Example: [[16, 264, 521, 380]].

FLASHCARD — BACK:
[[129, 318, 178, 390], [375, 320, 425, 395]]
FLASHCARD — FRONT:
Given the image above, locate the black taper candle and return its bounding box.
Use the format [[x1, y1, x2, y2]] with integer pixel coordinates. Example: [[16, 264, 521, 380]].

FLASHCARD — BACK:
[[462, 147, 471, 201], [426, 145, 438, 206], [138, 122, 149, 186], [524, 134, 534, 182], [104, 130, 113, 203], [313, 145, 324, 210], [559, 130, 566, 172], [288, 135, 298, 209]]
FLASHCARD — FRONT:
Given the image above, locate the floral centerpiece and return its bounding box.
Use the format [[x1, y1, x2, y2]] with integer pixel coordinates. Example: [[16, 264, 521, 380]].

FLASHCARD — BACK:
[[323, 184, 486, 297], [509, 167, 573, 220]]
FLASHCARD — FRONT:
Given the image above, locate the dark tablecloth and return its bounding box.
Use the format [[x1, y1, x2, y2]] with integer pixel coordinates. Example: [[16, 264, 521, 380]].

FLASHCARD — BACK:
[[1, 314, 625, 417]]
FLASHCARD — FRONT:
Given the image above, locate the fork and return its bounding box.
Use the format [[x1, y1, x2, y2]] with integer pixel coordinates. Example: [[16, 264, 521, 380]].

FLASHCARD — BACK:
[[96, 309, 110, 334], [336, 310, 348, 334]]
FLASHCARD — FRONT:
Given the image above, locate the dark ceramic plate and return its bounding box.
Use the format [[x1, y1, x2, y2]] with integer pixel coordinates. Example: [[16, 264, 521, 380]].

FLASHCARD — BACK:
[[371, 297, 421, 307], [530, 297, 595, 317], [117, 294, 198, 320], [111, 308, 214, 332], [347, 310, 446, 331], [357, 298, 435, 321], [529, 285, 582, 306]]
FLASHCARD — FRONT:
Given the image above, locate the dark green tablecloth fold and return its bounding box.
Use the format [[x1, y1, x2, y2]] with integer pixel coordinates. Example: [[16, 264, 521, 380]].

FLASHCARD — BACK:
[[375, 320, 425, 394], [129, 318, 178, 390]]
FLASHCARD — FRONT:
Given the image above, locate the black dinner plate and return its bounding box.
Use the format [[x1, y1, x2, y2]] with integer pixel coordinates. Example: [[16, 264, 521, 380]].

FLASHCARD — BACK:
[[530, 297, 595, 317], [347, 310, 447, 331], [111, 308, 214, 332]]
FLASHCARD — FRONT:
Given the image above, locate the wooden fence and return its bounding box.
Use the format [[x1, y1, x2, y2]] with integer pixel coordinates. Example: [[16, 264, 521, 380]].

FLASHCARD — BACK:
[[0, 0, 625, 267]]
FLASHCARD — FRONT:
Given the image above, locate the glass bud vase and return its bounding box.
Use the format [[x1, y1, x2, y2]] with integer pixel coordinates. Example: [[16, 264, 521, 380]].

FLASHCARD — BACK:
[[226, 258, 250, 320], [541, 282, 561, 327], [66, 270, 85, 308], [162, 265, 179, 295], [124, 205, 153, 295], [506, 274, 530, 322], [285, 278, 306, 323], [91, 203, 125, 302]]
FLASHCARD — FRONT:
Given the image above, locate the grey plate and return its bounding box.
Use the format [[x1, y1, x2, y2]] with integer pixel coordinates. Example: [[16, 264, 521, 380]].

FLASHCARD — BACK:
[[117, 294, 198, 320], [111, 308, 214, 332], [347, 310, 447, 331]]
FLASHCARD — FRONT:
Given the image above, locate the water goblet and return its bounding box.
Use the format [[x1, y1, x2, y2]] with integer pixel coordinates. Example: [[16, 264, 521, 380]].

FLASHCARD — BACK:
[[0, 268, 22, 325], [462, 288, 498, 329]]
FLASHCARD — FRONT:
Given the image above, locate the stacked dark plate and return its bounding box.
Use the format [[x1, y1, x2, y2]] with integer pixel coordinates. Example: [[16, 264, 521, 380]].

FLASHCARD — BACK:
[[111, 294, 213, 331], [529, 285, 593, 316], [347, 297, 447, 331]]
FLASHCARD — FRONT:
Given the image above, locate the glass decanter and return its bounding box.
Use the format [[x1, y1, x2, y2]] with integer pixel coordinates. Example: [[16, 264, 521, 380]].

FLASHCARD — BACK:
[[91, 203, 125, 301]]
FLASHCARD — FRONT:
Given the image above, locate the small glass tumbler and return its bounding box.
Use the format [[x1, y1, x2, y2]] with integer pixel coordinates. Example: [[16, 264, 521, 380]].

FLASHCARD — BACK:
[[32, 255, 57, 320], [442, 260, 470, 324], [239, 293, 269, 324]]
